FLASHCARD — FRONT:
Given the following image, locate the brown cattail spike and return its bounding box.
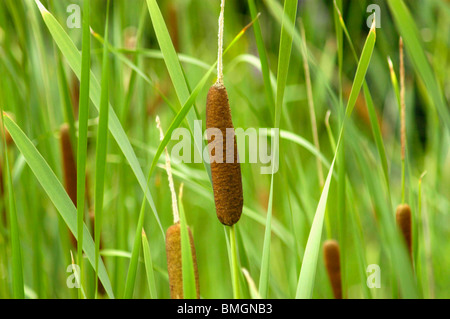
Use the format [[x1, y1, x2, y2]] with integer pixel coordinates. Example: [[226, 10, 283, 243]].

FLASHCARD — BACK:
[[60, 123, 77, 247], [396, 204, 412, 260], [60, 124, 77, 205], [165, 223, 200, 299], [323, 239, 342, 299], [206, 83, 243, 226]]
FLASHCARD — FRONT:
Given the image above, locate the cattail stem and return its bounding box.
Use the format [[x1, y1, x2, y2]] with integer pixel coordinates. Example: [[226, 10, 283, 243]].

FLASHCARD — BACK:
[[230, 225, 240, 299], [323, 240, 342, 299], [217, 0, 225, 84]]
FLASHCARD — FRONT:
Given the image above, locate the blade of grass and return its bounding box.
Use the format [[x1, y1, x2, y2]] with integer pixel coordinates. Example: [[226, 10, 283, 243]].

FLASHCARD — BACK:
[[141, 230, 157, 299], [145, 0, 209, 179], [1, 113, 24, 299], [259, 0, 298, 299], [94, 0, 110, 299], [33, 0, 164, 236], [333, 3, 390, 192], [76, 0, 91, 298], [296, 23, 376, 299], [146, 24, 253, 183], [3, 115, 114, 298]]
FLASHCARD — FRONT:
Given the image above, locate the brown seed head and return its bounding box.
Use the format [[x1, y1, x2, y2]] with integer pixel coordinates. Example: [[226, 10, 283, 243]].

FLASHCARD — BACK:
[[60, 124, 77, 206], [165, 223, 200, 299], [206, 83, 243, 226], [323, 239, 342, 299], [396, 204, 412, 260], [60, 123, 77, 247]]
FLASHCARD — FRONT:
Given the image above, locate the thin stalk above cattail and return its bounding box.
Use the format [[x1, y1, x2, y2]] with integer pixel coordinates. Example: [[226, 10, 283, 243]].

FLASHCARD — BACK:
[[323, 239, 342, 299], [207, 0, 243, 226], [396, 38, 413, 264], [156, 117, 200, 299]]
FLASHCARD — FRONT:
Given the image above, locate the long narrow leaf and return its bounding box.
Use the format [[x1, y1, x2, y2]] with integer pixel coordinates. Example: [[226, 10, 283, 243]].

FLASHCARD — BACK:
[[296, 24, 376, 299], [3, 115, 114, 298], [33, 0, 163, 236]]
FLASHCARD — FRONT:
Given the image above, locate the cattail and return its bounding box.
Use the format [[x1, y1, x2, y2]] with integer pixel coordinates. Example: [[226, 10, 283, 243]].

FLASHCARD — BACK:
[[323, 239, 342, 299], [166, 222, 200, 299], [206, 0, 243, 226], [157, 117, 200, 299], [396, 204, 412, 260], [206, 84, 243, 226], [60, 123, 77, 247], [60, 124, 77, 205]]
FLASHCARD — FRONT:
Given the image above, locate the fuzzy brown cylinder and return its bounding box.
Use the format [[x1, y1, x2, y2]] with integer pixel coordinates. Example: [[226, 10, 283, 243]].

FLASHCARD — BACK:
[[323, 239, 342, 299], [396, 204, 412, 260], [165, 223, 200, 299], [60, 124, 77, 247], [206, 83, 243, 226]]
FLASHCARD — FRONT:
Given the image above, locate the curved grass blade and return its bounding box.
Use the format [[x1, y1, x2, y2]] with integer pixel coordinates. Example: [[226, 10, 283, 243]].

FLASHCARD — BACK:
[[333, 4, 390, 191], [296, 24, 376, 299], [33, 0, 163, 236], [259, 0, 298, 299], [3, 115, 114, 298], [248, 0, 275, 110], [145, 0, 209, 178]]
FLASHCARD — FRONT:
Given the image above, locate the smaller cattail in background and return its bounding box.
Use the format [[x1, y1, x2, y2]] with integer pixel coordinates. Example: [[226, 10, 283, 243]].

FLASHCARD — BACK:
[[323, 239, 342, 299], [396, 204, 412, 261], [60, 123, 77, 247], [156, 116, 200, 299], [395, 38, 413, 263], [0, 160, 6, 226], [166, 221, 200, 299]]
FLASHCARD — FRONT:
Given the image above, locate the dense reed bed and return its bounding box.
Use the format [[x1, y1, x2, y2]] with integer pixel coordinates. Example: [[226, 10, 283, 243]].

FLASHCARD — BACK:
[[0, 0, 448, 299]]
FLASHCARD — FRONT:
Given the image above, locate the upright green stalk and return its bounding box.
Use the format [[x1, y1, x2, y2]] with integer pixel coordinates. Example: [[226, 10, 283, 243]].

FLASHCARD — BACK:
[[1, 113, 24, 299], [94, 0, 110, 299], [230, 225, 240, 299], [77, 0, 91, 298]]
